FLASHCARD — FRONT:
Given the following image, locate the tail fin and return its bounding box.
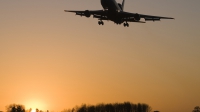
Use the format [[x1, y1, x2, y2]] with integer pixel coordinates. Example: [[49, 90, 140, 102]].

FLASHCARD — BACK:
[[122, 0, 125, 11]]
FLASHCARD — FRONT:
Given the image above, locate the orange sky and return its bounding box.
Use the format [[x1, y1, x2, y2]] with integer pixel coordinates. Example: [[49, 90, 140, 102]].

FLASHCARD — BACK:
[[0, 0, 200, 112]]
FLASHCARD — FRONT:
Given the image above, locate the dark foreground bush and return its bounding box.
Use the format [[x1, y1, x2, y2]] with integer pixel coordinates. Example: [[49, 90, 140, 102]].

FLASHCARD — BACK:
[[6, 104, 25, 112]]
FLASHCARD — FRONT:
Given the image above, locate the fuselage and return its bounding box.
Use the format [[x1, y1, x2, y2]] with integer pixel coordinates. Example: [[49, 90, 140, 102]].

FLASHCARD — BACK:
[[101, 0, 122, 12], [100, 0, 124, 24]]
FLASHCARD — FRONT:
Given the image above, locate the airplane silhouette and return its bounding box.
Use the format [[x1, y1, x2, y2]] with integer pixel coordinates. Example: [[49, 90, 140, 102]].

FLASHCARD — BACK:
[[64, 0, 174, 27]]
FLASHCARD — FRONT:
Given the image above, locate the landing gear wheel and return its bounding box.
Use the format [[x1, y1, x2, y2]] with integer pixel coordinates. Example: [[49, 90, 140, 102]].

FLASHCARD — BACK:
[[127, 23, 129, 27], [123, 23, 126, 27], [98, 21, 101, 25], [123, 22, 129, 27], [98, 21, 104, 25]]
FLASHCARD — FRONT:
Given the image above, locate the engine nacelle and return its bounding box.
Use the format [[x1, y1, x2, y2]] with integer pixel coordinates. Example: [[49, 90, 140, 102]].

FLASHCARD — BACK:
[[134, 13, 141, 21], [84, 10, 91, 18]]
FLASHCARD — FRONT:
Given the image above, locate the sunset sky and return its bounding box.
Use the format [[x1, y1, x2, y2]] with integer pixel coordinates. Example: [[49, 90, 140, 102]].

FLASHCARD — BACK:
[[0, 0, 200, 112]]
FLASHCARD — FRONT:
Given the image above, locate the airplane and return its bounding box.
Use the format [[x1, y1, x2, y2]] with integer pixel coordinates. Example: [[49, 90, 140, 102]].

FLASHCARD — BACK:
[[64, 0, 174, 27]]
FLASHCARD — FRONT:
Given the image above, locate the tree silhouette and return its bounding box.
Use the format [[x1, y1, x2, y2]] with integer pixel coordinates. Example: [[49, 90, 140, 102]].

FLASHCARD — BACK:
[[77, 104, 87, 112], [29, 108, 32, 112], [6, 104, 25, 112], [87, 106, 95, 112], [66, 102, 151, 112], [193, 106, 200, 112]]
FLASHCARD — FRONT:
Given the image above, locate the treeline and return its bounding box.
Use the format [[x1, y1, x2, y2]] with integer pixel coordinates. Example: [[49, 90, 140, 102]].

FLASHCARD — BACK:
[[6, 104, 25, 112], [6, 104, 45, 112], [63, 102, 152, 112]]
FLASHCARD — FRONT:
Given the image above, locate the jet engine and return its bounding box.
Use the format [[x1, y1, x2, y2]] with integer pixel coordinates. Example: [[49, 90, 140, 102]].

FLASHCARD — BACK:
[[134, 13, 141, 21], [84, 10, 91, 18]]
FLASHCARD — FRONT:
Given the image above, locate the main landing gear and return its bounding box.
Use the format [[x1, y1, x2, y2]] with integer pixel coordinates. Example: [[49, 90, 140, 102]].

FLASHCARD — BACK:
[[124, 22, 129, 27], [98, 21, 104, 25]]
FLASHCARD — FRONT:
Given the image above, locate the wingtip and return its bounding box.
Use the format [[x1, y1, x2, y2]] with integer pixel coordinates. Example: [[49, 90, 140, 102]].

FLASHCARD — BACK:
[[64, 10, 68, 12]]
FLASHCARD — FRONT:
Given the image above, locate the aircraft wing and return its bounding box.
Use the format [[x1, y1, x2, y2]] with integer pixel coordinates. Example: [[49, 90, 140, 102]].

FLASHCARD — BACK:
[[120, 11, 174, 21], [64, 10, 106, 17], [139, 14, 174, 19]]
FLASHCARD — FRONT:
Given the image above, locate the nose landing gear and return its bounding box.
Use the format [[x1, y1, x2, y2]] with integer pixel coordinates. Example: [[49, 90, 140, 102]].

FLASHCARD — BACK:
[[98, 21, 104, 25], [123, 22, 129, 27]]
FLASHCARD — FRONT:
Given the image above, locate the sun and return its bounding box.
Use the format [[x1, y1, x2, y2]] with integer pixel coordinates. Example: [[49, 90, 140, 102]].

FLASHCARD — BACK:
[[25, 99, 47, 111], [31, 109, 36, 112]]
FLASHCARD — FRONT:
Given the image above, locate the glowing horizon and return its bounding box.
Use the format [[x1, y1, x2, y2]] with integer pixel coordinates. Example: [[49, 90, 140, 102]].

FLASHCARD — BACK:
[[0, 0, 200, 112]]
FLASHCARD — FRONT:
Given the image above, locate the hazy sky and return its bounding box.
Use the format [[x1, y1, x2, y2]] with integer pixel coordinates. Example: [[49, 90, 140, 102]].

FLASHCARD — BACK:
[[0, 0, 200, 112]]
